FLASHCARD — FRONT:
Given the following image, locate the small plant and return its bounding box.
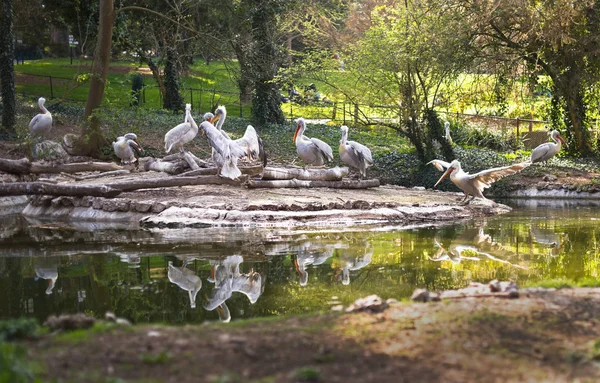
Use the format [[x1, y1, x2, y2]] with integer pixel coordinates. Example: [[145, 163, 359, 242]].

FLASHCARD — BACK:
[[0, 318, 39, 342], [0, 341, 41, 383]]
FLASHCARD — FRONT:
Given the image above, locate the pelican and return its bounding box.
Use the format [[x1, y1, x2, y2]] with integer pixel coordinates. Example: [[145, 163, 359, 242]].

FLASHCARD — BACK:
[[293, 244, 333, 287], [167, 261, 202, 309], [209, 106, 267, 166], [339, 125, 373, 178], [198, 118, 244, 179], [294, 118, 333, 166], [337, 242, 373, 286], [444, 121, 452, 145], [164, 104, 197, 153], [204, 256, 244, 323], [29, 97, 53, 138], [530, 130, 566, 163], [429, 159, 530, 204], [112, 133, 144, 164]]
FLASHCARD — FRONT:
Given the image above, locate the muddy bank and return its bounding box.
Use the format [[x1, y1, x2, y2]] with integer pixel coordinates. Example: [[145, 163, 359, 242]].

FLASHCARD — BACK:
[[25, 286, 600, 383], [19, 169, 510, 228]]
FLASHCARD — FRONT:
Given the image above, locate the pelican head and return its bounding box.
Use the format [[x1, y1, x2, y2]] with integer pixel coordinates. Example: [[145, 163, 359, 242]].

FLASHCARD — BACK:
[[124, 133, 144, 151], [185, 103, 191, 112], [340, 125, 349, 143], [444, 121, 450, 128], [216, 303, 231, 323], [38, 97, 47, 113], [294, 118, 306, 142], [212, 105, 226, 125], [550, 130, 567, 147], [203, 112, 214, 122], [434, 159, 461, 188]]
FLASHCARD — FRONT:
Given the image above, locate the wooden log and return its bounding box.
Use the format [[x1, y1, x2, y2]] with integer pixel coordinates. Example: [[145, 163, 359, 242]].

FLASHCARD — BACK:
[[0, 182, 122, 197], [163, 152, 207, 167], [144, 159, 188, 174], [262, 166, 349, 181], [183, 152, 200, 171], [107, 175, 242, 192], [62, 169, 131, 181], [0, 158, 123, 175], [246, 178, 380, 189], [178, 165, 263, 177]]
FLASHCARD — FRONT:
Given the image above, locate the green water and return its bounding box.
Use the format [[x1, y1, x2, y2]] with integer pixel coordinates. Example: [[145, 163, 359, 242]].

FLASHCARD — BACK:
[[1, 199, 599, 324]]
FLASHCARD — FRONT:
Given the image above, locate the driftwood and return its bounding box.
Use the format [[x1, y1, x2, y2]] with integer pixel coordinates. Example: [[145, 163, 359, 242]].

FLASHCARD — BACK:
[[107, 175, 242, 192], [247, 178, 380, 189], [61, 170, 131, 181], [262, 166, 349, 181], [0, 182, 121, 197], [0, 158, 123, 175], [183, 152, 200, 171], [163, 152, 207, 167], [144, 159, 188, 174], [178, 165, 263, 177]]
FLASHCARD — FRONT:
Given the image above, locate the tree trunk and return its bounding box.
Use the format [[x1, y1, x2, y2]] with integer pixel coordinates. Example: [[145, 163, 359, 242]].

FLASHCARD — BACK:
[[0, 158, 123, 175], [0, 0, 16, 139], [232, 40, 253, 104], [81, 0, 114, 157], [247, 179, 380, 189], [561, 82, 593, 155], [163, 46, 184, 112], [250, 0, 285, 125], [262, 166, 349, 181]]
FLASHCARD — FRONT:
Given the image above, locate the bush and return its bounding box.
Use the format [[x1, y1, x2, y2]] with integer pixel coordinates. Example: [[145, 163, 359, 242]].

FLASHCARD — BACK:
[[0, 318, 39, 342], [0, 342, 41, 383]]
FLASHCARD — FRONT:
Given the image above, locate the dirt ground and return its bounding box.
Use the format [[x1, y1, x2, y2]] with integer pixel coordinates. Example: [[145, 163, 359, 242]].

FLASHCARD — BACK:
[[25, 287, 600, 383]]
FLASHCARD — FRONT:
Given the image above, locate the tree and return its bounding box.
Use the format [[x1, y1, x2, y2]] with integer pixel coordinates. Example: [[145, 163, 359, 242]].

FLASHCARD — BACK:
[[0, 0, 16, 139], [163, 47, 185, 111], [80, 0, 114, 157], [460, 0, 600, 155]]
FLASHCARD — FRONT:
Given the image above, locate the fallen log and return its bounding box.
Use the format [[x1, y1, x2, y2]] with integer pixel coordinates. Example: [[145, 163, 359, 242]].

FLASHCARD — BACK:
[[144, 159, 188, 174], [0, 182, 122, 197], [247, 178, 380, 189], [178, 165, 263, 177], [183, 152, 200, 171], [61, 169, 131, 181], [0, 158, 123, 175], [107, 175, 242, 192], [163, 152, 207, 167], [262, 166, 349, 181]]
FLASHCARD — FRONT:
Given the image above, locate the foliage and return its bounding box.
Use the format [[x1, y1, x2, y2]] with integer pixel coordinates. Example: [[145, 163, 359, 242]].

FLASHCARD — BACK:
[[0, 0, 17, 138], [0, 342, 41, 383], [0, 318, 38, 341]]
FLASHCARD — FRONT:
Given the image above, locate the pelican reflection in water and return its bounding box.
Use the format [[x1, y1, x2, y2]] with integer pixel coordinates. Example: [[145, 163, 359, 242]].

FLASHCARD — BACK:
[[34, 258, 59, 295], [530, 224, 569, 257], [168, 261, 202, 309], [292, 241, 334, 287], [335, 241, 373, 285], [429, 225, 527, 269], [204, 255, 264, 322]]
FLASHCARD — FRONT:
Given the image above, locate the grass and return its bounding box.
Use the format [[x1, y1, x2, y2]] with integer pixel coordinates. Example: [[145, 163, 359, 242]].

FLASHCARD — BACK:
[[524, 278, 600, 289]]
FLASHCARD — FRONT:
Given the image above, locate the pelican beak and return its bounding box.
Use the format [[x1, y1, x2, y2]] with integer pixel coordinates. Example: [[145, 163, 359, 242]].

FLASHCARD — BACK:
[[133, 139, 145, 153], [293, 259, 301, 275], [211, 265, 215, 280], [212, 114, 221, 124], [434, 167, 455, 188], [557, 135, 567, 148], [293, 125, 301, 142]]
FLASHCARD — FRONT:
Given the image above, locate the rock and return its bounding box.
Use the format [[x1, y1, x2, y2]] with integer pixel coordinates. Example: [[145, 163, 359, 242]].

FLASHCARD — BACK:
[[34, 140, 69, 160], [412, 186, 425, 190], [345, 295, 389, 313], [45, 313, 95, 331], [62, 133, 80, 155], [542, 174, 558, 182], [116, 318, 132, 326], [411, 288, 431, 302], [105, 312, 117, 321], [331, 305, 345, 312], [489, 279, 501, 292]]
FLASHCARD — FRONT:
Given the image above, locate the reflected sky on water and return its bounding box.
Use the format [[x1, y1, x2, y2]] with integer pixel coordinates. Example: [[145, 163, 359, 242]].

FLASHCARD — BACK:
[[1, 199, 599, 324]]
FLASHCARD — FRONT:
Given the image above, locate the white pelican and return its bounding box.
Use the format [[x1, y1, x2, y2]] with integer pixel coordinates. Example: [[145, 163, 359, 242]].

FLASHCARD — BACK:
[[164, 104, 197, 153], [339, 125, 373, 178], [29, 97, 53, 138], [337, 242, 373, 286], [530, 130, 566, 163], [198, 118, 244, 179], [167, 261, 202, 309], [294, 118, 333, 166], [444, 121, 452, 145], [429, 159, 530, 204], [209, 106, 266, 166], [293, 245, 334, 287], [112, 133, 144, 164], [204, 256, 244, 323]]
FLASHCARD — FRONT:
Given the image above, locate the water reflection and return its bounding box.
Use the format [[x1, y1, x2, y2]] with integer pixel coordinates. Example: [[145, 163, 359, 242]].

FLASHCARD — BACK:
[[34, 258, 59, 295], [1, 202, 600, 324], [168, 261, 202, 309]]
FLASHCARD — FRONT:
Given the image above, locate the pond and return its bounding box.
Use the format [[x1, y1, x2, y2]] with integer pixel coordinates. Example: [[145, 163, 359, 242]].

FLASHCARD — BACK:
[[1, 199, 599, 324]]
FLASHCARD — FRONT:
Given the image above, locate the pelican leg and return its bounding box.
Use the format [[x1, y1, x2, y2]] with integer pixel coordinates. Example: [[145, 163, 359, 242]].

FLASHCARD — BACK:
[[458, 194, 469, 203]]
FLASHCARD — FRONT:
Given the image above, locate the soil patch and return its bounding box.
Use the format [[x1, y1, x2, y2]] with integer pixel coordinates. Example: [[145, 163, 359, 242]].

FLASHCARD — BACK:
[[27, 288, 600, 382]]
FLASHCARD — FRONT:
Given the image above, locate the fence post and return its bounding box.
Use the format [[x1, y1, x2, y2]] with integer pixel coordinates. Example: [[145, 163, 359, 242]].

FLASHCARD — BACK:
[[239, 96, 243, 118], [332, 103, 337, 120], [290, 102, 293, 122], [190, 88, 193, 107], [354, 103, 359, 124], [49, 76, 54, 99], [343, 102, 346, 124], [516, 118, 520, 139], [199, 84, 202, 112], [142, 87, 146, 104]]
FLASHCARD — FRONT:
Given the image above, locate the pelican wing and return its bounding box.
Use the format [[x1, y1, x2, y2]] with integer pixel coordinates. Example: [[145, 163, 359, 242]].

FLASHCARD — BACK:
[[310, 138, 334, 161], [530, 143, 552, 163], [469, 161, 530, 190], [29, 114, 42, 130], [427, 159, 452, 172], [165, 122, 192, 152], [201, 121, 231, 158], [348, 140, 373, 164], [234, 125, 260, 157]]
